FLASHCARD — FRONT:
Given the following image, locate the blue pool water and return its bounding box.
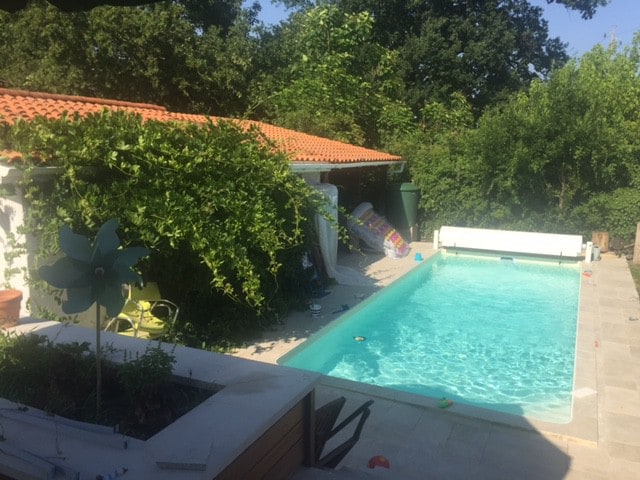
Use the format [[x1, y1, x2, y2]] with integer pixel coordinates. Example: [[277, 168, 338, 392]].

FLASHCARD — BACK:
[[279, 252, 581, 423]]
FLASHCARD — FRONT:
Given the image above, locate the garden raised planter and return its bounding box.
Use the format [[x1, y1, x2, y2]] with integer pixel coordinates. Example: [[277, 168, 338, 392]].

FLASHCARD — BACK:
[[0, 321, 319, 479]]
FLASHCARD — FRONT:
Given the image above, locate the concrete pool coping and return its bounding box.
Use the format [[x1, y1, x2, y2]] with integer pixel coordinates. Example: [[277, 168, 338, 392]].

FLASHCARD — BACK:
[[233, 241, 640, 478]]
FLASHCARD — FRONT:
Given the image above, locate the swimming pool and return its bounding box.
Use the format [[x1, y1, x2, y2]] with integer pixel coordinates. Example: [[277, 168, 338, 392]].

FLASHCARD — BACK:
[[279, 251, 581, 423]]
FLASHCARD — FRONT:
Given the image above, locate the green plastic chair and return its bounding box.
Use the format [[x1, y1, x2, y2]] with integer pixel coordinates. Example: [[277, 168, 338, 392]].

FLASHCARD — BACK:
[[103, 282, 179, 339]]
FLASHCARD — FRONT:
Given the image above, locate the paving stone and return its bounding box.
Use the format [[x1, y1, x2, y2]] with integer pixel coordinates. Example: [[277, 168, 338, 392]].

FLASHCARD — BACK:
[[607, 441, 640, 463], [609, 457, 640, 480], [602, 386, 640, 416], [602, 412, 640, 445], [567, 442, 610, 477]]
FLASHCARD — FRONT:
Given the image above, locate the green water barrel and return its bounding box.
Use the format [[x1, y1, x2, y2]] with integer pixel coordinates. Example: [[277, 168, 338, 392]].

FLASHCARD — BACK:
[[386, 182, 420, 230]]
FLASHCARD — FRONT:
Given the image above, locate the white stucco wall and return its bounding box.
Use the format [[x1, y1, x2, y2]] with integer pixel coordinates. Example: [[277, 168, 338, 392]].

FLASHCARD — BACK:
[[298, 171, 322, 185], [0, 185, 30, 317], [0, 166, 84, 321]]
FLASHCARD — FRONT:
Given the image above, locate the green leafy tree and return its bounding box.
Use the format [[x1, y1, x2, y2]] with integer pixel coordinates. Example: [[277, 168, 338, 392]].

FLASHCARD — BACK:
[[0, 0, 260, 116], [406, 39, 640, 237], [251, 4, 413, 147], [170, 6, 261, 115], [545, 0, 610, 19], [398, 0, 568, 115], [474, 41, 640, 219], [83, 3, 203, 111], [390, 93, 489, 234], [283, 0, 610, 24], [0, 2, 90, 93], [282, 0, 572, 115], [570, 188, 640, 242]]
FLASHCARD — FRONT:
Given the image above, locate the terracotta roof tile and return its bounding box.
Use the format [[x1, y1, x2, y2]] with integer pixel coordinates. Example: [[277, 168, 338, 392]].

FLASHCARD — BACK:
[[0, 88, 401, 165]]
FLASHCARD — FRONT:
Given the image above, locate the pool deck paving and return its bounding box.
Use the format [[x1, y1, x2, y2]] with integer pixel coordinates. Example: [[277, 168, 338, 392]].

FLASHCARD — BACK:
[[232, 242, 640, 479]]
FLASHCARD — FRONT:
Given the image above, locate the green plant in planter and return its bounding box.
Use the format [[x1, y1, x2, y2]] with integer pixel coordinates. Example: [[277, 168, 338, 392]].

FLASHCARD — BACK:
[[38, 219, 149, 415], [118, 343, 179, 432], [0, 333, 95, 417], [119, 343, 175, 401], [0, 333, 201, 438]]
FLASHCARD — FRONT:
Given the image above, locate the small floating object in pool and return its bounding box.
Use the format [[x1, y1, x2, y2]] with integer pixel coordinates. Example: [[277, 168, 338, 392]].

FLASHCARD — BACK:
[[354, 335, 366, 342], [414, 252, 423, 262], [438, 397, 453, 409], [500, 256, 514, 262], [368, 455, 390, 469]]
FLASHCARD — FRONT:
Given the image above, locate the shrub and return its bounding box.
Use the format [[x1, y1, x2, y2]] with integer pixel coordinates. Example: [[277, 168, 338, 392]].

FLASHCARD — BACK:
[[0, 333, 210, 439], [569, 188, 640, 243], [1, 111, 323, 345]]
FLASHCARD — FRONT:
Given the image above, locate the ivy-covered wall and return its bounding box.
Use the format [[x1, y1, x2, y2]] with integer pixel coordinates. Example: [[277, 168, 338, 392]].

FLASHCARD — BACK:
[[0, 181, 28, 314], [0, 111, 324, 348]]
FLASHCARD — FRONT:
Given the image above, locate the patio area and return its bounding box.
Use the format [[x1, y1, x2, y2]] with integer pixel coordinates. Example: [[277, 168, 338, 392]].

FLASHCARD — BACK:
[[233, 242, 640, 479]]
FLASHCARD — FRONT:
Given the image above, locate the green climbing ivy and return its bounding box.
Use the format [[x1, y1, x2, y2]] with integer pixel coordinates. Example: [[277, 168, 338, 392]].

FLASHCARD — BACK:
[[0, 111, 324, 346]]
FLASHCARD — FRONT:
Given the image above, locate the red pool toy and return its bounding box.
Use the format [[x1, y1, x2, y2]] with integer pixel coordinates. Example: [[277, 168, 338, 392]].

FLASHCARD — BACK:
[[368, 455, 391, 469]]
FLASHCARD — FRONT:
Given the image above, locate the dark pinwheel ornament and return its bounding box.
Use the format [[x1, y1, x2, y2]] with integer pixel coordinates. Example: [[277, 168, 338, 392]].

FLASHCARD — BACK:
[[39, 218, 149, 415], [39, 218, 149, 317]]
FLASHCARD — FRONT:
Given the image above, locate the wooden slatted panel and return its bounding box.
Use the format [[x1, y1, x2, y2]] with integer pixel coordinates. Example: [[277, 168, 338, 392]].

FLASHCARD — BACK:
[[250, 420, 304, 479], [215, 393, 313, 480], [591, 231, 609, 252]]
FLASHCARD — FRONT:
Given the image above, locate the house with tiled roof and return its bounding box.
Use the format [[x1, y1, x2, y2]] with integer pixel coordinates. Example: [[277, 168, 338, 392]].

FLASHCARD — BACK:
[[0, 88, 402, 177], [0, 88, 407, 316]]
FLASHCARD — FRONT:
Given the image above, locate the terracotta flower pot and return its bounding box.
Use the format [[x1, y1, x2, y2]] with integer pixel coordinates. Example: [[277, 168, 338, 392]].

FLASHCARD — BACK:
[[0, 289, 22, 328]]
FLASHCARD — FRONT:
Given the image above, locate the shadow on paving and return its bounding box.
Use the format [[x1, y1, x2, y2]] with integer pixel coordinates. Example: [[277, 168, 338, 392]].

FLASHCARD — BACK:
[[235, 247, 397, 359], [297, 384, 572, 480]]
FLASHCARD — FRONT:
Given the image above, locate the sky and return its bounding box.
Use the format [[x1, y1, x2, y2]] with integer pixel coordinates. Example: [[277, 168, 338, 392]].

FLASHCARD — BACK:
[[248, 0, 640, 59], [530, 0, 639, 57]]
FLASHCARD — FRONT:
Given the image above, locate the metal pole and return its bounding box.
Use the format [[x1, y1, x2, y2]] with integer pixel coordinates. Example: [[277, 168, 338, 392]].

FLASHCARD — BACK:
[[96, 303, 101, 417]]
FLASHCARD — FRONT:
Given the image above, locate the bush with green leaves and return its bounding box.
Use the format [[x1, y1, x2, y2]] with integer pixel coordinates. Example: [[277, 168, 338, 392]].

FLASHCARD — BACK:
[[118, 343, 175, 404], [0, 333, 94, 416], [1, 111, 323, 347], [401, 42, 640, 238], [0, 332, 209, 438], [569, 188, 640, 243], [388, 93, 490, 236]]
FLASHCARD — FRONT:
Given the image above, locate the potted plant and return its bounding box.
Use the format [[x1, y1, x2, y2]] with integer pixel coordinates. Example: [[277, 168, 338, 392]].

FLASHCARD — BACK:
[[0, 288, 22, 328]]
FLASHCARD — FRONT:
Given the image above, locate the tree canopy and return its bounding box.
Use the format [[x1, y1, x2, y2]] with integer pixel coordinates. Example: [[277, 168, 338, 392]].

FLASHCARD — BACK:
[[0, 0, 580, 122], [277, 0, 570, 115], [0, 0, 260, 116], [403, 40, 640, 241], [248, 5, 413, 147], [0, 0, 164, 12], [547, 0, 610, 19]]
